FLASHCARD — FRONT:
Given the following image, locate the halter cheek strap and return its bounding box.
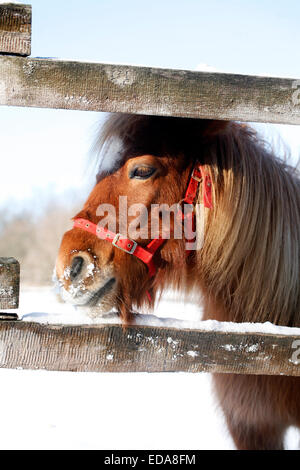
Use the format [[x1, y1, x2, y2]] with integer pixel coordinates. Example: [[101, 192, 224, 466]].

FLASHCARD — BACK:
[[185, 167, 212, 209], [73, 164, 212, 279]]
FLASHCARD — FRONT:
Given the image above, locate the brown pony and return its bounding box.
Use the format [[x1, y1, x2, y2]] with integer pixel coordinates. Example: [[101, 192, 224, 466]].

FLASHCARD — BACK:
[[56, 113, 300, 450]]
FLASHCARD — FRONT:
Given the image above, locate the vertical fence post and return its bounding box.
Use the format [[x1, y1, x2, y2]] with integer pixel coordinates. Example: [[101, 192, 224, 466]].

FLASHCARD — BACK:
[[0, 258, 20, 309], [0, 3, 32, 56]]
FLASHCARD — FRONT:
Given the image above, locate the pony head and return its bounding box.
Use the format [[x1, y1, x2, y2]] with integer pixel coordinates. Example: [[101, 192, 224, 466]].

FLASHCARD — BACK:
[[55, 114, 227, 322], [56, 113, 300, 328]]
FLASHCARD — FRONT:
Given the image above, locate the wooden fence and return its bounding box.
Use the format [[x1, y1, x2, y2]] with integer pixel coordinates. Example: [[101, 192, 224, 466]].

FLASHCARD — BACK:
[[1, 3, 300, 376]]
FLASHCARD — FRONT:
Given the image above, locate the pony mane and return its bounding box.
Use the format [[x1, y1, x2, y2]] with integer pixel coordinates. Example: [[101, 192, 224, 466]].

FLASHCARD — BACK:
[[92, 113, 228, 179], [92, 113, 300, 327], [199, 124, 300, 326]]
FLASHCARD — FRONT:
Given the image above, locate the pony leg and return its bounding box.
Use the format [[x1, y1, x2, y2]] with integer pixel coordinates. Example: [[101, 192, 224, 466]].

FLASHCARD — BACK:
[[225, 416, 285, 450], [213, 373, 288, 450]]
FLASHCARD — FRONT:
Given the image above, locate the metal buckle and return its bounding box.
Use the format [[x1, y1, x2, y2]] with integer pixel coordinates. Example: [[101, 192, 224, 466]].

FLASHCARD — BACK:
[[191, 168, 202, 183], [112, 233, 137, 254]]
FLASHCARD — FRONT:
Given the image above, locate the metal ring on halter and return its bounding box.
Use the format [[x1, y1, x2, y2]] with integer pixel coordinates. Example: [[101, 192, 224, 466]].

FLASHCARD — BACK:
[[191, 169, 203, 183]]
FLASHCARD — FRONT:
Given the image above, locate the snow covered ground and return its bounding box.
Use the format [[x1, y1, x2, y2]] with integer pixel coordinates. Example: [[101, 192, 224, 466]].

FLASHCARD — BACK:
[[0, 286, 299, 450], [0, 369, 232, 450]]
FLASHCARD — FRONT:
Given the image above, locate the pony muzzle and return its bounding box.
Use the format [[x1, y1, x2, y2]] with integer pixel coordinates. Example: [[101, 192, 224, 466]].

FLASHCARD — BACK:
[[67, 251, 97, 283], [57, 251, 100, 299], [56, 248, 118, 312]]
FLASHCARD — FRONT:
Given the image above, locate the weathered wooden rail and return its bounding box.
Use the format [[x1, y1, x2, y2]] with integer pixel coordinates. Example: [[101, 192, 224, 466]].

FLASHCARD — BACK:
[[1, 3, 300, 376], [0, 4, 300, 124], [0, 320, 300, 375], [1, 55, 300, 124]]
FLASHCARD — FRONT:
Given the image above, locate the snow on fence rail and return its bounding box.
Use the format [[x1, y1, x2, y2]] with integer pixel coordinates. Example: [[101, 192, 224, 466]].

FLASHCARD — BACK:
[[0, 320, 300, 375], [1, 4, 300, 376]]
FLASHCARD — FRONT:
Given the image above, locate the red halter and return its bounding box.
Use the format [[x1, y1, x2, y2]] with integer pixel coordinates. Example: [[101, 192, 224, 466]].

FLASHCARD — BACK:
[[73, 164, 212, 279]]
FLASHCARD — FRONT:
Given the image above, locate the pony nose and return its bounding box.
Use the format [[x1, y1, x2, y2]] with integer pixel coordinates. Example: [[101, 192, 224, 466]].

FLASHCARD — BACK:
[[70, 256, 84, 281]]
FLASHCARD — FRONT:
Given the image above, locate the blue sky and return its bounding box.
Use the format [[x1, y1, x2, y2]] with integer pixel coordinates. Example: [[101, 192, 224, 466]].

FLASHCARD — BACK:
[[1, 0, 300, 208], [31, 0, 300, 77]]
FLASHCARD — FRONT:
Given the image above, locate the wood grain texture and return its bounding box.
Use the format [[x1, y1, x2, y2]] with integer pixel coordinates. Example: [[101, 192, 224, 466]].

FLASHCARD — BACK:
[[0, 258, 20, 309], [0, 56, 300, 124], [0, 321, 299, 375], [0, 4, 31, 56]]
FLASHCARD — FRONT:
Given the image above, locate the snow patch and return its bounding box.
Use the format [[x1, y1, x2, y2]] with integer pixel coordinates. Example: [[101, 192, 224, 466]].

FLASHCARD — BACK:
[[246, 344, 259, 353], [187, 351, 199, 358], [222, 344, 236, 352], [167, 337, 179, 348], [86, 263, 95, 277], [0, 286, 13, 297], [221, 343, 260, 353], [63, 267, 71, 280], [13, 287, 300, 339]]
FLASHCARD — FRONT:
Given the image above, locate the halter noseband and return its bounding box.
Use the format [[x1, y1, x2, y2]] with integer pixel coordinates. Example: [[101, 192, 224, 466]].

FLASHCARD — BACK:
[[73, 164, 212, 280]]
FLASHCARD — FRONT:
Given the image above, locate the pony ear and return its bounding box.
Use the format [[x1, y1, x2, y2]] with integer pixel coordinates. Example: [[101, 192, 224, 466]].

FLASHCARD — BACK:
[[201, 120, 230, 138]]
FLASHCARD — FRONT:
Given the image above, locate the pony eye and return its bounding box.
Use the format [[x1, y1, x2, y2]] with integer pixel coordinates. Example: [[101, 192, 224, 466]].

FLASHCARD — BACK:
[[130, 166, 156, 179]]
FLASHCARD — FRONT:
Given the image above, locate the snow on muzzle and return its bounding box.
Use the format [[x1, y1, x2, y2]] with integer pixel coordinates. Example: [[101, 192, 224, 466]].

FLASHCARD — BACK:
[[55, 250, 116, 308]]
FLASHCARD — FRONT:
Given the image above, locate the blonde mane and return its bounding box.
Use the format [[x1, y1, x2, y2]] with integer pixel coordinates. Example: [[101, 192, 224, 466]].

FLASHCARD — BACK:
[[200, 123, 300, 326]]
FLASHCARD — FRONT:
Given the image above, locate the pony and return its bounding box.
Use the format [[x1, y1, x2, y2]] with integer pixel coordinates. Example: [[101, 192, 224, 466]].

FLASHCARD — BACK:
[[56, 113, 300, 450]]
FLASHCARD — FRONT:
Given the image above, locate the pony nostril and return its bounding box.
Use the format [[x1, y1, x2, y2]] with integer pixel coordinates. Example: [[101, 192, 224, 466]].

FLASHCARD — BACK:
[[70, 256, 84, 281]]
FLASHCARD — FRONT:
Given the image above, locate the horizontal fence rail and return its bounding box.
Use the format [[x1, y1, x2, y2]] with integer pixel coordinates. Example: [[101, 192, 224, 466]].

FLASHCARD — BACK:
[[0, 56, 300, 124], [0, 320, 299, 375]]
